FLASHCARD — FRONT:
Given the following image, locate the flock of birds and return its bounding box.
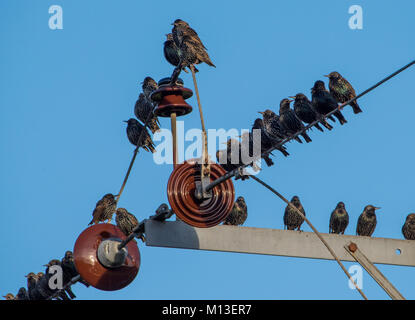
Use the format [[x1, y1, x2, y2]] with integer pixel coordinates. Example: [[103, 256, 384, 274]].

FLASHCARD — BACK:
[[4, 19, 414, 300]]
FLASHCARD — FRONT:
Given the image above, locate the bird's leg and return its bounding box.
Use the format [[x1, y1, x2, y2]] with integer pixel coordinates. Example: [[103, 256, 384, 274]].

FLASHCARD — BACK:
[[107, 218, 112, 224]]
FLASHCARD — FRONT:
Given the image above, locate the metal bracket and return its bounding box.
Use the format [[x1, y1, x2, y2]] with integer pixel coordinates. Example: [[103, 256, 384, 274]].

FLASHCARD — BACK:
[[344, 242, 405, 300]]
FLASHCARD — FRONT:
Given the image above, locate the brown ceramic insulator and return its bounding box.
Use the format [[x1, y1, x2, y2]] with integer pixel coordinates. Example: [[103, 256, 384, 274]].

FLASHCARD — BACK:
[[151, 80, 193, 118], [73, 224, 140, 291], [167, 159, 235, 228]]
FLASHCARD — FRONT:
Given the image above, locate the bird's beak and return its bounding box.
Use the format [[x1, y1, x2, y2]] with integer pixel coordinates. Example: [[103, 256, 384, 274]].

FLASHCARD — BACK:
[[324, 74, 329, 77], [123, 120, 128, 123], [289, 96, 296, 99], [258, 111, 264, 115], [375, 207, 381, 211]]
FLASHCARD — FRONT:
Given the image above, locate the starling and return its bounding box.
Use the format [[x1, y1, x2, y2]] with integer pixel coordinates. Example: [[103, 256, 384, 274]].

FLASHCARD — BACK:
[[252, 118, 289, 161], [311, 80, 347, 125], [290, 93, 333, 132], [15, 287, 29, 300], [61, 251, 90, 288], [223, 196, 247, 226], [241, 129, 273, 167], [25, 272, 44, 300], [88, 193, 117, 225], [402, 213, 415, 240], [279, 98, 312, 143], [134, 93, 160, 134], [115, 208, 145, 242], [44, 258, 76, 299], [141, 76, 159, 100], [164, 33, 195, 73], [259, 109, 287, 145], [3, 293, 15, 300], [326, 71, 362, 114], [284, 196, 306, 231], [329, 202, 349, 234], [356, 205, 381, 237], [172, 19, 215, 69], [43, 260, 71, 300], [124, 118, 156, 153]]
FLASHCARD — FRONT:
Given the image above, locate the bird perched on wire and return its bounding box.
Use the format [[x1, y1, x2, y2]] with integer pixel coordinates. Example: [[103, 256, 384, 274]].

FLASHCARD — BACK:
[[134, 93, 160, 134], [402, 213, 415, 240], [3, 293, 15, 300], [223, 196, 247, 226], [284, 196, 306, 231], [356, 205, 381, 237], [290, 93, 333, 132], [25, 272, 44, 300], [240, 126, 274, 167], [42, 260, 71, 300], [252, 118, 289, 157], [259, 109, 287, 147], [216, 139, 259, 180], [329, 202, 349, 234], [124, 118, 156, 153], [88, 193, 117, 225], [15, 287, 29, 300], [326, 71, 362, 114], [61, 251, 90, 288], [171, 19, 215, 71], [279, 98, 312, 143], [311, 80, 347, 125], [115, 208, 146, 242]]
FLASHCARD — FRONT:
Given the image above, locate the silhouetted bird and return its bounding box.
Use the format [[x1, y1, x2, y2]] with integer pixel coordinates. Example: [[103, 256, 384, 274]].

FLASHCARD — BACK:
[[402, 213, 415, 240], [329, 202, 349, 234], [356, 205, 381, 237], [25, 272, 44, 300], [311, 80, 347, 125], [42, 260, 71, 300], [61, 251, 90, 288], [15, 287, 29, 300], [259, 109, 287, 144], [284, 196, 306, 231], [279, 98, 312, 143], [291, 93, 333, 132], [172, 19, 215, 69], [115, 208, 145, 242], [141, 77, 159, 100], [164, 33, 196, 73], [3, 293, 15, 300], [124, 118, 156, 153], [326, 71, 362, 114], [241, 127, 273, 167], [223, 196, 247, 226], [88, 193, 117, 225], [252, 118, 289, 159], [134, 93, 160, 134]]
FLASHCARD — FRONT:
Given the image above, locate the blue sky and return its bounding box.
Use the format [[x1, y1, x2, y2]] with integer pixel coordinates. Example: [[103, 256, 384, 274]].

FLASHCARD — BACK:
[[1, 0, 414, 300]]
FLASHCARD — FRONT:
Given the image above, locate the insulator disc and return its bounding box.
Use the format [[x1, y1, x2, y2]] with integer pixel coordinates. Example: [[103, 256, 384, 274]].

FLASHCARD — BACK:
[[152, 85, 193, 118], [167, 159, 235, 228], [73, 224, 140, 291]]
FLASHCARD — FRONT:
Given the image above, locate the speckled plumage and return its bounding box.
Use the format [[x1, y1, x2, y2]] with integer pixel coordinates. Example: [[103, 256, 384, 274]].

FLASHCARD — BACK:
[[216, 139, 254, 180], [284, 196, 305, 231], [62, 251, 89, 288], [88, 193, 117, 225], [172, 19, 215, 69], [124, 118, 156, 153], [142, 77, 158, 99], [329, 202, 349, 234], [291, 93, 332, 132], [260, 109, 287, 144], [15, 287, 29, 300], [311, 80, 347, 125], [134, 93, 160, 134], [284, 196, 306, 231], [327, 71, 362, 114], [3, 293, 15, 300], [223, 196, 247, 226], [25, 272, 44, 300], [356, 205, 380, 237], [252, 118, 289, 161], [279, 98, 312, 143], [402, 213, 415, 240]]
